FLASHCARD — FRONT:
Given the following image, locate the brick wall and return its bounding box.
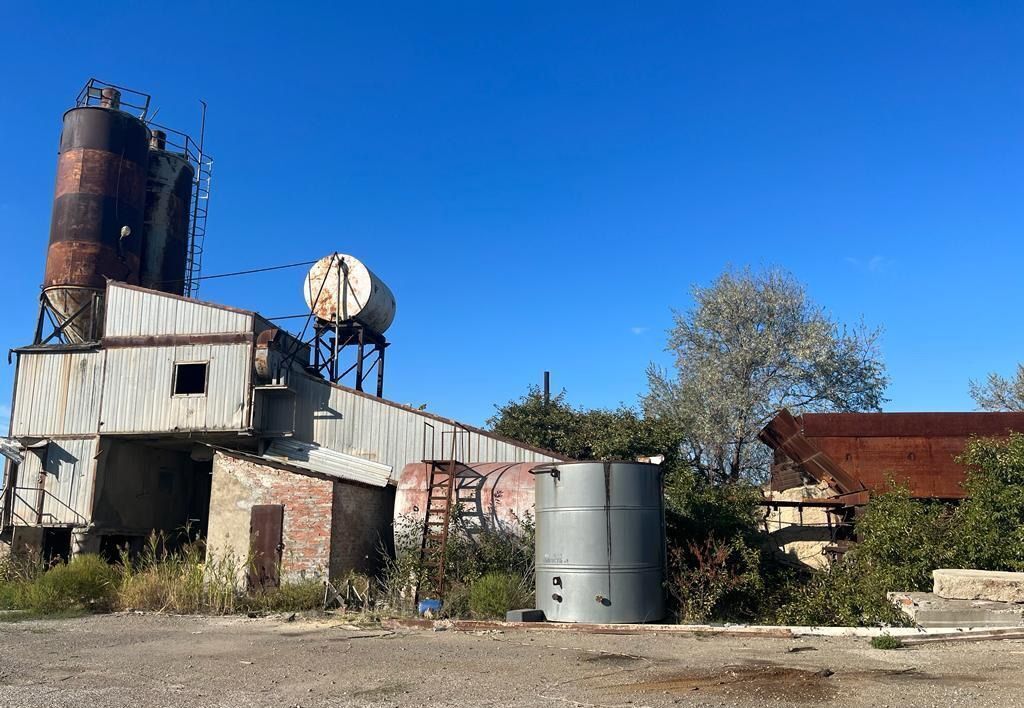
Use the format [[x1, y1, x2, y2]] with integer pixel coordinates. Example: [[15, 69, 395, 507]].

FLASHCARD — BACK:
[[207, 452, 334, 583]]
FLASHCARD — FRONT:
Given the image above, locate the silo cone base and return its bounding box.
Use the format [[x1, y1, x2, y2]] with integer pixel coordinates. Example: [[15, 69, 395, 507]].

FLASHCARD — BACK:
[[505, 609, 546, 622]]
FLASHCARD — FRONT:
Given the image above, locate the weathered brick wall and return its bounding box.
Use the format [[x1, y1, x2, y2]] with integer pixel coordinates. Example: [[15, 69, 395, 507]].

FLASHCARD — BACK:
[[207, 452, 334, 583], [330, 483, 395, 578]]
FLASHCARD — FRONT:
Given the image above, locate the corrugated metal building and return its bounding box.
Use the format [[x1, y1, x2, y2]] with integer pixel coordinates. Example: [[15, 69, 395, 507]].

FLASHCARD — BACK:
[[2, 282, 561, 575]]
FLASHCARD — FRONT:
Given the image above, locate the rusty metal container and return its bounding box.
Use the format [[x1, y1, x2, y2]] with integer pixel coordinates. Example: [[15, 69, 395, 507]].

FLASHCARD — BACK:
[[304, 253, 396, 333], [44, 92, 150, 338], [395, 462, 538, 541], [139, 130, 195, 295], [534, 461, 666, 623]]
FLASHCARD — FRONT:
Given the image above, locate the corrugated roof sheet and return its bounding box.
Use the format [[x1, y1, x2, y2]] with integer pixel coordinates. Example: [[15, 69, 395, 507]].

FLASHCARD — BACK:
[[263, 438, 392, 487]]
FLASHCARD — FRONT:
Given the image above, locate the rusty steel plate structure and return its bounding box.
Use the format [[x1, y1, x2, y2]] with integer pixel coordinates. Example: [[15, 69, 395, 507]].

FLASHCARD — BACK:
[[139, 130, 195, 295], [42, 87, 150, 341], [760, 409, 1024, 500]]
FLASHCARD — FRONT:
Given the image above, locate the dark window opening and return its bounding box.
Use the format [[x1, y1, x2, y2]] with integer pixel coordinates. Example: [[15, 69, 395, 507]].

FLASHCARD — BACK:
[[173, 362, 208, 395]]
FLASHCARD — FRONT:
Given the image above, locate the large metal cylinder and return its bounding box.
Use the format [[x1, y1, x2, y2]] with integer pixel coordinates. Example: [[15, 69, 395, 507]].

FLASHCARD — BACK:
[[303, 253, 396, 333], [534, 461, 665, 623], [44, 103, 150, 338], [139, 131, 195, 295]]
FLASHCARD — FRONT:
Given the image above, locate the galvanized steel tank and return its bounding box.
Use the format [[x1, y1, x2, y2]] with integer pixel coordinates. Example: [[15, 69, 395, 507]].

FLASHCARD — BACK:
[[304, 253, 396, 333], [139, 130, 195, 295], [44, 88, 150, 339], [534, 461, 665, 623]]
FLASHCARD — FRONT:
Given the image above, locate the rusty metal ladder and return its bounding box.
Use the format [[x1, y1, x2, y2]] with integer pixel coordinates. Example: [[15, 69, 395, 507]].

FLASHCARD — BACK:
[[415, 426, 468, 603]]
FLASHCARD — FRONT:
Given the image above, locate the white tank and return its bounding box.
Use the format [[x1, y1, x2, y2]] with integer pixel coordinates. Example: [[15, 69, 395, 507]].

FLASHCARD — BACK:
[[303, 253, 397, 333]]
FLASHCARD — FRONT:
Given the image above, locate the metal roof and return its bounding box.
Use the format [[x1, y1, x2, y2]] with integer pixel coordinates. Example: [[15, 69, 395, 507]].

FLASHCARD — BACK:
[[262, 438, 392, 487]]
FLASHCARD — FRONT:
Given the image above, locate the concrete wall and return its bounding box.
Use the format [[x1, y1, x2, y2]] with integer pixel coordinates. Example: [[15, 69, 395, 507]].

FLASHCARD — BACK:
[[207, 451, 334, 583], [763, 481, 835, 570]]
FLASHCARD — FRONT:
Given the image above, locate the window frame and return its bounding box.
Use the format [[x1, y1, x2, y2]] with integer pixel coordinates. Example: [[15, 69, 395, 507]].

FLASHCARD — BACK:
[[172, 361, 210, 397]]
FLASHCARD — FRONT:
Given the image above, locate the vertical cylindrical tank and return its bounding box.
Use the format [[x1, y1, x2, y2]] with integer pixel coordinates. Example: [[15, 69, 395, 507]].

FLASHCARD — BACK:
[[44, 92, 150, 338], [139, 130, 195, 294], [534, 461, 665, 623]]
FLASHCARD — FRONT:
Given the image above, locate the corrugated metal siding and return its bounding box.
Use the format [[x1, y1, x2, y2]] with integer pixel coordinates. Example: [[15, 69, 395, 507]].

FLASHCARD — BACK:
[[282, 373, 560, 482], [11, 351, 104, 437], [105, 283, 253, 337], [100, 343, 252, 433], [9, 437, 97, 526], [264, 439, 392, 487]]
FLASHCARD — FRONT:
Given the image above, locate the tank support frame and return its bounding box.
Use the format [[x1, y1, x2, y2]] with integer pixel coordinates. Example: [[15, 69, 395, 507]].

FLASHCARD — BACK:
[[309, 319, 388, 397]]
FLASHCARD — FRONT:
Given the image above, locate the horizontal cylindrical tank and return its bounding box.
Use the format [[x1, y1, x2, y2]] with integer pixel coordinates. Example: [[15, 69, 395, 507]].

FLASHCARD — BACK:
[[44, 97, 150, 339], [304, 253, 396, 333], [395, 462, 538, 543], [534, 461, 665, 624], [139, 130, 195, 295]]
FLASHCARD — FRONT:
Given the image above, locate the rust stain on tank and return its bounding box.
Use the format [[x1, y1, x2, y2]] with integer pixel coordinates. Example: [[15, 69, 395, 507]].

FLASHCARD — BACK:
[[54, 149, 147, 203]]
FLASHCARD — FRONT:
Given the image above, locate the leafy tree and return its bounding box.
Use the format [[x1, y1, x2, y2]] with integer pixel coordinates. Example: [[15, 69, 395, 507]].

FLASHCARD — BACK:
[[487, 385, 683, 465], [969, 364, 1024, 412], [644, 267, 888, 483]]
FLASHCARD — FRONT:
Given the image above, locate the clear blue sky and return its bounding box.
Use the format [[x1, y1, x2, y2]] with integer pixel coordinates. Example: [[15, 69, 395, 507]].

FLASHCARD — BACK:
[[1, 2, 1021, 429]]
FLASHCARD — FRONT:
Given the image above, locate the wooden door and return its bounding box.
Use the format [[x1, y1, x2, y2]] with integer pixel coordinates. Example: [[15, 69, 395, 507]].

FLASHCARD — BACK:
[[248, 504, 284, 590]]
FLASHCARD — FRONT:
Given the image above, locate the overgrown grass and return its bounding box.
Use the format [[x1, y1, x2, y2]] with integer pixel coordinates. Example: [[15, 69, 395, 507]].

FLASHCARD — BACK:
[[468, 572, 531, 619], [380, 511, 536, 619], [242, 579, 324, 613], [870, 635, 904, 650], [117, 536, 242, 614], [0, 532, 326, 618]]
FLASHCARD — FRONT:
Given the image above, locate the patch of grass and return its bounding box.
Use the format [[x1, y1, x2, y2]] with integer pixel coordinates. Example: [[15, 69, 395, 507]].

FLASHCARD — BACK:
[[468, 573, 531, 619], [0, 608, 88, 623], [870, 634, 904, 650], [244, 579, 324, 613]]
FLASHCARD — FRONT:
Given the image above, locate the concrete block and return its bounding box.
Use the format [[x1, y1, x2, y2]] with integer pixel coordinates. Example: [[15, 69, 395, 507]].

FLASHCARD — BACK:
[[889, 591, 1024, 628], [934, 569, 1024, 603], [506, 609, 545, 622]]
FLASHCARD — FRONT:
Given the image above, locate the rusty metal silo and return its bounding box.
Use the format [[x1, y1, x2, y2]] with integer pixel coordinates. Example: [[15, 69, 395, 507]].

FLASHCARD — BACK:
[[43, 87, 150, 340], [139, 130, 195, 295]]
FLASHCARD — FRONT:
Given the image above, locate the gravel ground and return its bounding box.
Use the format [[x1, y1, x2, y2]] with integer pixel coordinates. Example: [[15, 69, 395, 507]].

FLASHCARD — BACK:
[[0, 613, 1022, 707]]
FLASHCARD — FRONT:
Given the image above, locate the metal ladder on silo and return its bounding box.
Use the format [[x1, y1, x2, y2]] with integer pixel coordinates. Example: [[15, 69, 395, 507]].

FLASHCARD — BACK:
[[415, 427, 469, 604]]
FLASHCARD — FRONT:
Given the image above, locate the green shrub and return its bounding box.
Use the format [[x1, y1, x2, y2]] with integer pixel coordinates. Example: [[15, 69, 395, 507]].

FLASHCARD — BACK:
[[468, 573, 531, 619], [0, 580, 30, 610], [27, 554, 118, 614], [955, 433, 1024, 570], [871, 634, 904, 650], [774, 555, 911, 627], [668, 536, 763, 623], [381, 512, 535, 618], [776, 484, 944, 627]]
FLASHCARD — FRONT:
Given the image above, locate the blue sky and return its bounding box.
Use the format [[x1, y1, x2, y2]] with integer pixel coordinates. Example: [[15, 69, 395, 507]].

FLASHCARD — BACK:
[[1, 2, 1021, 428]]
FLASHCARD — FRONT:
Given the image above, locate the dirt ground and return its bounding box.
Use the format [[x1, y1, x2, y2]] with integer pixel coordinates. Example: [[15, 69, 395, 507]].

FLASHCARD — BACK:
[[0, 614, 1022, 707]]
